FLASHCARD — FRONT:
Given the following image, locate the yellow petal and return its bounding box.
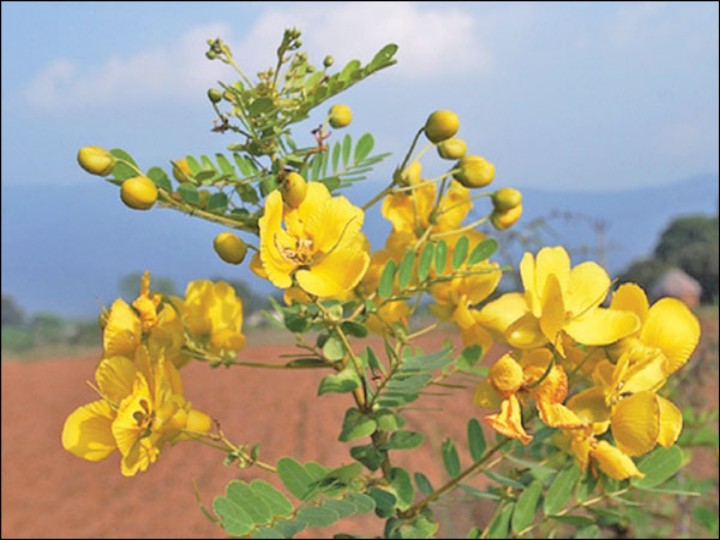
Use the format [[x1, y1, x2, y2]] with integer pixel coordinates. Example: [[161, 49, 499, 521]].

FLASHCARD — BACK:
[[473, 379, 503, 409], [284, 181, 331, 235], [539, 273, 565, 346], [565, 308, 640, 346], [641, 298, 700, 375], [567, 387, 612, 425], [258, 190, 295, 289], [565, 262, 611, 317], [296, 247, 369, 298], [485, 395, 532, 445], [452, 302, 476, 330], [656, 395, 683, 448], [611, 391, 660, 457], [570, 434, 593, 471], [62, 399, 116, 461], [519, 251, 540, 317], [112, 374, 152, 457], [527, 362, 569, 405], [537, 402, 586, 429], [306, 194, 364, 254], [103, 299, 141, 358], [488, 354, 524, 396], [475, 292, 528, 343], [610, 283, 649, 325], [250, 251, 268, 279], [535, 246, 571, 306], [506, 312, 548, 349], [591, 440, 644, 480], [622, 355, 667, 395], [436, 180, 472, 231], [120, 436, 160, 477], [460, 322, 493, 352], [95, 356, 138, 405]]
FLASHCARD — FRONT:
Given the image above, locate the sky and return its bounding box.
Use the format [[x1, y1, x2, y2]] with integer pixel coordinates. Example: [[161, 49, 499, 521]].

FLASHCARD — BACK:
[[1, 1, 718, 317]]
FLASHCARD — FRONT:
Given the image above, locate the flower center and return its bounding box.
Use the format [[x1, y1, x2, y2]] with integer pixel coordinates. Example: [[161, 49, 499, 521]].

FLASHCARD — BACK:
[[282, 237, 316, 265]]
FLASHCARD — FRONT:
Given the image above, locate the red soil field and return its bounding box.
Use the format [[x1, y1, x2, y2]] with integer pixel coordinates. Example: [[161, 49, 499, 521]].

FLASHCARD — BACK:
[[2, 319, 717, 539]]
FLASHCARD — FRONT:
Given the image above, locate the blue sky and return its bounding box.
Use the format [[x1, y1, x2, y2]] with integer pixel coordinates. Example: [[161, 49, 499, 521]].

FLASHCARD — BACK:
[[1, 2, 718, 316]]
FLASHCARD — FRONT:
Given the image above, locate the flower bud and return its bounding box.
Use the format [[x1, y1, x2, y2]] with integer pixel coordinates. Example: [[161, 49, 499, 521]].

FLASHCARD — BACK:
[[185, 409, 213, 434], [453, 155, 495, 188], [490, 204, 523, 230], [492, 188, 522, 211], [172, 159, 192, 183], [213, 231, 248, 265], [323, 55, 334, 68], [437, 138, 467, 160], [424, 110, 459, 143], [281, 172, 308, 208], [120, 176, 158, 210], [207, 88, 223, 103], [328, 104, 352, 129], [77, 146, 115, 176]]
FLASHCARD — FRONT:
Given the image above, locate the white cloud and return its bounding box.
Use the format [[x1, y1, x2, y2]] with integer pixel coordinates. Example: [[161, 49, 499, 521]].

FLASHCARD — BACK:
[[24, 23, 231, 111], [23, 3, 488, 111], [233, 2, 490, 81]]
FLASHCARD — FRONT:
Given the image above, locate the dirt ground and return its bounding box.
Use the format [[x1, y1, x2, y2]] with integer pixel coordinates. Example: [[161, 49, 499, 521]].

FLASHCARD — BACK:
[[2, 322, 718, 539]]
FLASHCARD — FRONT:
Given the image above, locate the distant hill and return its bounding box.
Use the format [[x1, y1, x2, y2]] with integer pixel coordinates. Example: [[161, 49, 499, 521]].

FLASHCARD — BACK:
[[2, 174, 717, 317]]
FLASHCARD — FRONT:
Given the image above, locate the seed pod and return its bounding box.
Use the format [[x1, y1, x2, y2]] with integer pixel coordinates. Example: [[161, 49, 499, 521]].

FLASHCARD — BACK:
[[453, 155, 495, 188], [281, 171, 308, 208], [213, 231, 248, 264], [120, 176, 158, 210], [424, 110, 459, 143], [77, 146, 115, 176]]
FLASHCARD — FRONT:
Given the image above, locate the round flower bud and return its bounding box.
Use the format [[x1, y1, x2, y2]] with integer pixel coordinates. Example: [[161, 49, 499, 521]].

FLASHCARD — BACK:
[[172, 158, 192, 183], [453, 155, 495, 188], [213, 231, 248, 265], [281, 172, 308, 208], [207, 88, 223, 103], [491, 188, 522, 211], [437, 137, 467, 160], [120, 176, 158, 210], [424, 110, 459, 143], [323, 55, 334, 68], [77, 146, 115, 176], [185, 410, 213, 434], [328, 104, 352, 129], [488, 354, 524, 396], [491, 204, 523, 230]]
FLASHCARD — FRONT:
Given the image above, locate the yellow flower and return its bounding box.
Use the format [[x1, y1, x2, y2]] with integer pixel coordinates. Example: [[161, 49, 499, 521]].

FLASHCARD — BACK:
[[479, 246, 640, 353], [177, 280, 246, 356], [103, 271, 188, 368], [366, 300, 411, 335], [62, 346, 211, 476], [259, 182, 370, 298]]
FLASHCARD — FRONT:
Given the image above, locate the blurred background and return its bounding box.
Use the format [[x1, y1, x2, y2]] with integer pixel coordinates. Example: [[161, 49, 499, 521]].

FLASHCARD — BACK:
[[2, 2, 718, 538]]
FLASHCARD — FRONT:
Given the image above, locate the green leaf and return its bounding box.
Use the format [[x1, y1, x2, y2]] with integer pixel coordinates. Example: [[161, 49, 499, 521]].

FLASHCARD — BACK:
[[551, 515, 596, 528], [178, 183, 199, 204], [435, 240, 448, 273], [339, 409, 377, 442], [227, 481, 272, 525], [339, 59, 361, 82], [322, 334, 345, 361], [319, 366, 360, 395], [213, 496, 254, 536], [442, 439, 461, 478], [273, 520, 305, 537], [575, 470, 598, 503], [369, 43, 399, 71], [342, 134, 352, 168], [386, 515, 439, 539], [185, 155, 202, 175], [414, 472, 434, 496], [368, 486, 397, 517], [632, 445, 684, 489], [284, 313, 309, 333], [323, 499, 355, 519], [374, 409, 405, 431], [486, 503, 515, 539], [297, 506, 339, 528], [417, 243, 435, 282], [249, 97, 274, 114], [258, 175, 278, 197], [196, 169, 217, 182], [344, 493, 376, 514], [694, 506, 720, 536], [397, 249, 415, 290], [236, 183, 259, 204], [110, 148, 138, 167], [146, 166, 172, 192], [574, 525, 600, 539], [331, 142, 341, 173], [215, 153, 235, 175], [200, 155, 217, 171], [467, 418, 487, 462], [486, 470, 526, 489], [384, 430, 424, 450], [277, 457, 315, 501], [457, 346, 484, 372], [543, 465, 581, 516], [390, 467, 415, 510], [466, 526, 481, 539], [207, 192, 228, 213], [250, 480, 293, 517], [365, 347, 386, 375], [350, 444, 385, 471], [341, 321, 368, 338], [451, 236, 469, 270], [354, 133, 374, 163], [252, 527, 284, 539], [233, 153, 254, 176], [468, 238, 498, 265], [511, 480, 542, 534], [319, 176, 341, 192], [378, 259, 397, 298]]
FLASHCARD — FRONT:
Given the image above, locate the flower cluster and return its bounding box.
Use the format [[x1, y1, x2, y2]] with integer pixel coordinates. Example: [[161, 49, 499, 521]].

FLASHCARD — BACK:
[[62, 273, 246, 476], [472, 247, 700, 479]]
